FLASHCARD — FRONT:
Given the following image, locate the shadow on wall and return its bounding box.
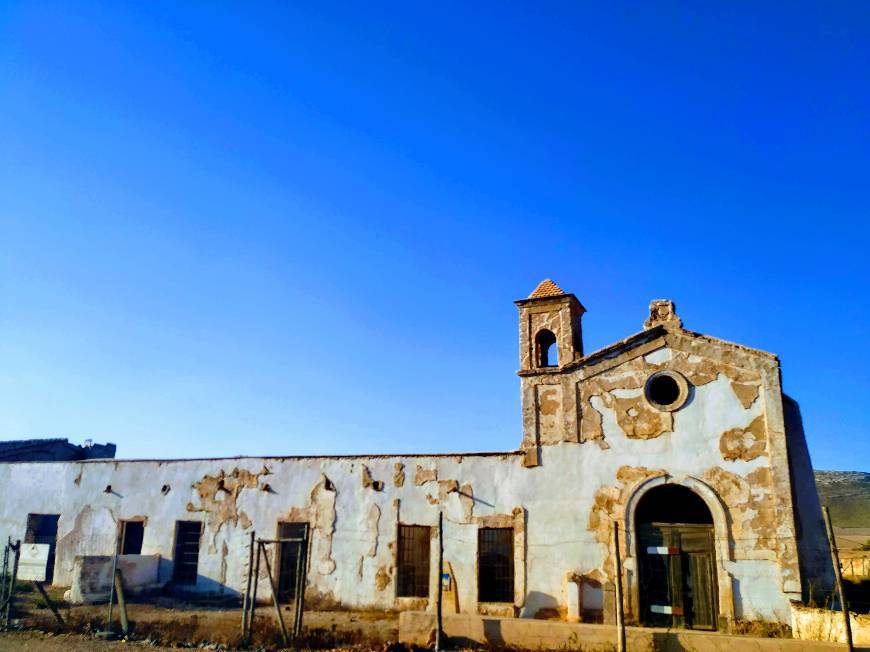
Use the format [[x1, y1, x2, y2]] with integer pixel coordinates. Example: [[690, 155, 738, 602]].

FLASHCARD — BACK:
[[731, 574, 793, 624], [162, 575, 242, 600], [447, 618, 506, 649], [483, 618, 505, 645], [783, 395, 836, 600], [157, 557, 242, 599], [732, 576, 745, 619], [66, 555, 241, 604], [159, 559, 242, 599], [523, 590, 560, 619]]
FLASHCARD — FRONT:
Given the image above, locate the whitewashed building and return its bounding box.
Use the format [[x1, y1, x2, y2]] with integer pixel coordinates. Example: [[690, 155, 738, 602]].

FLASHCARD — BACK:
[[0, 280, 832, 630]]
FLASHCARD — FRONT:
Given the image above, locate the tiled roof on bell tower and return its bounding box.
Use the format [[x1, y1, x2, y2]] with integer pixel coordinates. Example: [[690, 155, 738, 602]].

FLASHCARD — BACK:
[[528, 278, 565, 299]]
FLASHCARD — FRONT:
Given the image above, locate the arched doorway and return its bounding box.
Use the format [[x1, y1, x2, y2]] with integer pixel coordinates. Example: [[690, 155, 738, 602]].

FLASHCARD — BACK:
[[635, 484, 717, 630]]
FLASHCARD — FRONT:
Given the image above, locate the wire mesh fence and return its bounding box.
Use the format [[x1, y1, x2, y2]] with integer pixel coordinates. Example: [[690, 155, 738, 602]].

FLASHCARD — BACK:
[[1, 514, 867, 647], [841, 556, 870, 580], [1, 538, 21, 629], [241, 528, 310, 648]]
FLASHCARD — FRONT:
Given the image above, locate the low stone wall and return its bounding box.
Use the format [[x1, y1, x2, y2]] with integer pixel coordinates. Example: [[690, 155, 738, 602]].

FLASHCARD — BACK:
[[63, 554, 162, 604], [840, 555, 870, 581], [399, 611, 652, 652], [790, 602, 870, 645], [399, 612, 856, 652]]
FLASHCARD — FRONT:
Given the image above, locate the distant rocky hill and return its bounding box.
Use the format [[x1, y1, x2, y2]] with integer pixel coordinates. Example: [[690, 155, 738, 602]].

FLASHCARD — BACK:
[[815, 470, 870, 528]]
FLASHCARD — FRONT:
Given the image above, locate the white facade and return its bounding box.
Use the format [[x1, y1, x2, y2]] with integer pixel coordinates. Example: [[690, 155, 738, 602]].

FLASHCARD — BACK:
[[0, 282, 832, 628]]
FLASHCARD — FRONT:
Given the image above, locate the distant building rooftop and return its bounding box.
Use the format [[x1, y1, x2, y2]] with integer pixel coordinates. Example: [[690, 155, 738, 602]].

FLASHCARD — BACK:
[[0, 438, 116, 462]]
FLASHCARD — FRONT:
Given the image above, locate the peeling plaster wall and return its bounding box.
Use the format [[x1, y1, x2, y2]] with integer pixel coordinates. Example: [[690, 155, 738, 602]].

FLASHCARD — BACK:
[[517, 334, 813, 624], [0, 337, 821, 627], [0, 453, 532, 613]]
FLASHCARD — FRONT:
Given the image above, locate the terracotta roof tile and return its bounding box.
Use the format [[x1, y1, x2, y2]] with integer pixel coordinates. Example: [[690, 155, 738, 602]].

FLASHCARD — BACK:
[[528, 278, 565, 299]]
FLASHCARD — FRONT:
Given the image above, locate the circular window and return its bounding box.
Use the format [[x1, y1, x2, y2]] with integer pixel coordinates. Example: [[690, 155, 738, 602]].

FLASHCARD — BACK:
[[644, 371, 689, 411]]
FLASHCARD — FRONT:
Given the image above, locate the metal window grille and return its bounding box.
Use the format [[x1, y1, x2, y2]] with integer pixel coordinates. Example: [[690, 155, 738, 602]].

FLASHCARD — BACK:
[[172, 521, 202, 585], [276, 522, 309, 600], [478, 527, 514, 603], [397, 525, 431, 598]]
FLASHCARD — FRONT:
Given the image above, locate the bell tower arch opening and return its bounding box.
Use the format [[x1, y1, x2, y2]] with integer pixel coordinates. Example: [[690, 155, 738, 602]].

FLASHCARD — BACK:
[[535, 329, 558, 367], [515, 279, 585, 374], [635, 484, 718, 630]]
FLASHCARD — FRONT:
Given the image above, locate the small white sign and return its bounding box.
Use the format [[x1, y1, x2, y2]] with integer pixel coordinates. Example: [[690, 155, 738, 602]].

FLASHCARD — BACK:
[[17, 543, 51, 582]]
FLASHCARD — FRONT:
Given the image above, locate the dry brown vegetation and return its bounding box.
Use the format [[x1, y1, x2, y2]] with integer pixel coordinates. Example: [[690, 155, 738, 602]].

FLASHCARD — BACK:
[[9, 586, 403, 650], [728, 619, 792, 638]]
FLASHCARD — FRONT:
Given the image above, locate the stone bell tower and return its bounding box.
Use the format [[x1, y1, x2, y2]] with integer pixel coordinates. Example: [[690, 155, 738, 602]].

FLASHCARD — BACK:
[[515, 279, 586, 457], [515, 279, 585, 372]]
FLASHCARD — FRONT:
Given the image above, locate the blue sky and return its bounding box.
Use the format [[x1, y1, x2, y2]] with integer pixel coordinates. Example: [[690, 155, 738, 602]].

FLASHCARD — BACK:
[[0, 2, 867, 469]]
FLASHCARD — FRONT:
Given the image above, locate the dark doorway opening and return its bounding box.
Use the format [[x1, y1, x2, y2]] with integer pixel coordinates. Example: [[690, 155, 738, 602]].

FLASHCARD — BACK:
[[276, 522, 309, 601], [121, 520, 145, 555], [25, 514, 59, 584], [636, 485, 717, 630], [172, 521, 202, 585]]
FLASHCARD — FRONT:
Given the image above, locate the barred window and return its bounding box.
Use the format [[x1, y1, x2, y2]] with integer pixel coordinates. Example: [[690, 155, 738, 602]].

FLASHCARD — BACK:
[[478, 527, 514, 603], [397, 525, 430, 598]]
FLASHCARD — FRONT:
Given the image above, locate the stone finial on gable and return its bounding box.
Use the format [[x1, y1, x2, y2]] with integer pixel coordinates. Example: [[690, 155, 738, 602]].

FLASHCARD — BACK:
[[644, 299, 682, 330]]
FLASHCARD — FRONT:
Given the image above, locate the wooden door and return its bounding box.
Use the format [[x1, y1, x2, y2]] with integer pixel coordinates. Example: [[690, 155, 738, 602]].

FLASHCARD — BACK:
[[680, 528, 716, 630], [638, 524, 716, 630]]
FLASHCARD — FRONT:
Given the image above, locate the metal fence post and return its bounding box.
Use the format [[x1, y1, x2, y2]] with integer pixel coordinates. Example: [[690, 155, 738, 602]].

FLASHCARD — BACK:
[[1, 540, 8, 606], [105, 523, 122, 635], [823, 507, 853, 652], [613, 521, 626, 652], [113, 570, 129, 635], [436, 511, 444, 651], [250, 538, 261, 641], [3, 540, 20, 630], [33, 582, 64, 626], [292, 526, 308, 638], [241, 531, 255, 640], [1, 540, 9, 611], [259, 541, 290, 647]]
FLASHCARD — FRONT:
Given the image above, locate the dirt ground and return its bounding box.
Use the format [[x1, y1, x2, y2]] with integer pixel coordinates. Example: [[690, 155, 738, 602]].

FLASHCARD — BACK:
[[4, 585, 402, 650], [0, 631, 178, 651], [0, 629, 407, 651], [835, 527, 870, 552]]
